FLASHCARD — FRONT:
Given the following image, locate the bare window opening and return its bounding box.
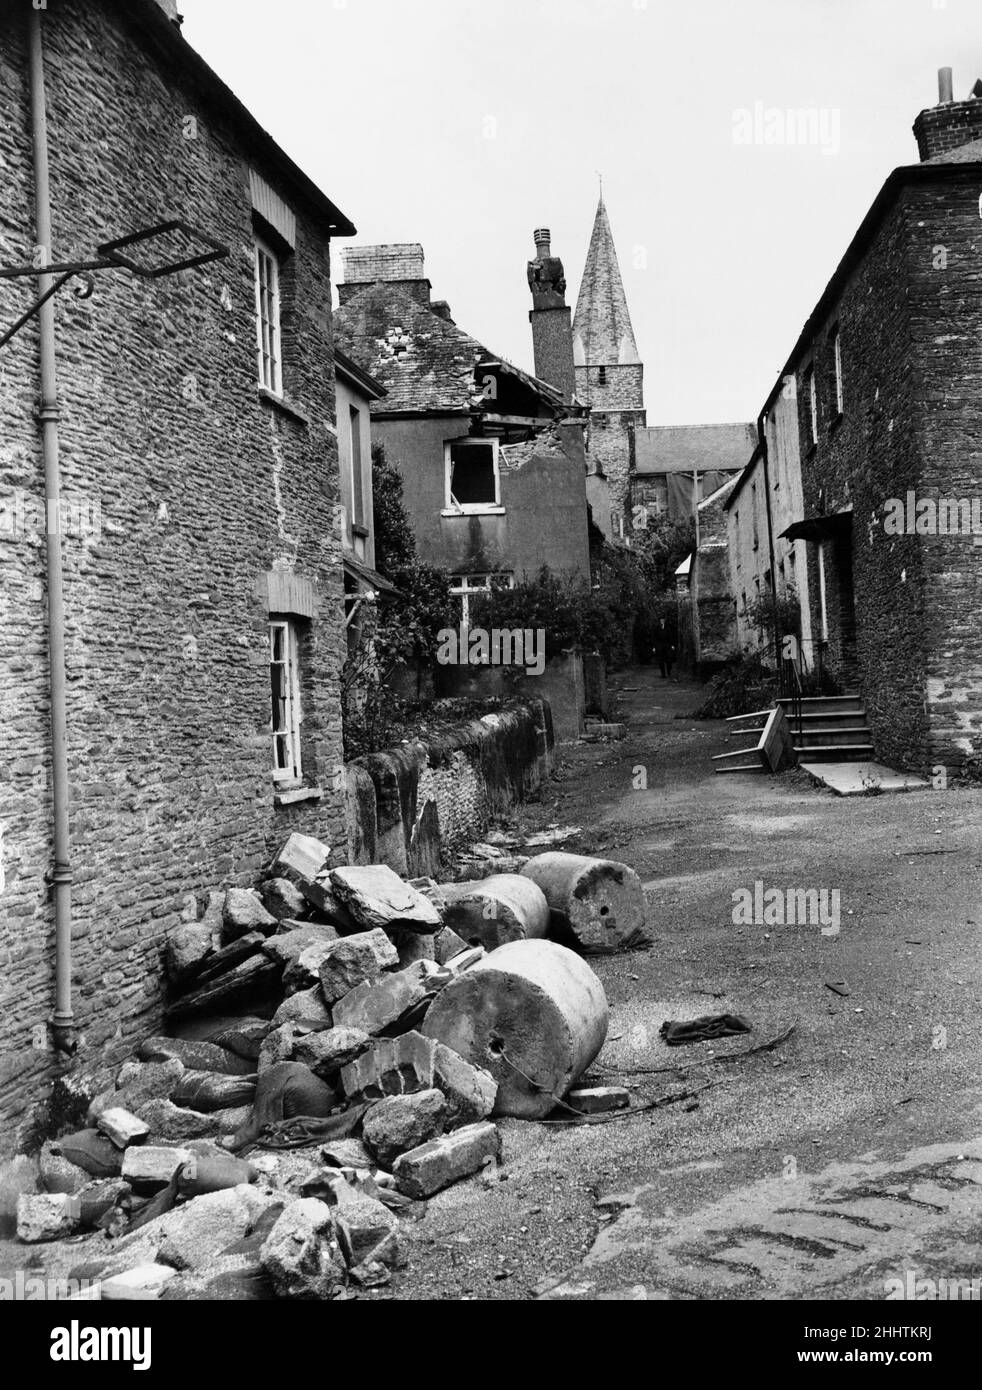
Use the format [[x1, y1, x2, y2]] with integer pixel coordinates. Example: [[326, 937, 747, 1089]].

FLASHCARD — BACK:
[[270, 619, 302, 782], [598, 366, 607, 386], [446, 440, 499, 512]]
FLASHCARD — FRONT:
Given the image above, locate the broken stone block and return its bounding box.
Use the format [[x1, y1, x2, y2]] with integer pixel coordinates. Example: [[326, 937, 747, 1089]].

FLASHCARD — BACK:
[[188, 931, 266, 988], [53, 1130, 123, 1180], [112, 1058, 185, 1114], [257, 1023, 301, 1074], [332, 959, 447, 1037], [164, 955, 281, 1021], [520, 852, 651, 954], [97, 1108, 150, 1150], [432, 1043, 497, 1128], [166, 922, 213, 983], [139, 1037, 253, 1076], [293, 1026, 370, 1080], [0, 1156, 39, 1238], [263, 923, 338, 971], [422, 940, 609, 1119], [170, 1072, 257, 1114], [446, 946, 485, 976], [121, 1146, 193, 1191], [39, 1141, 89, 1195], [222, 888, 278, 943], [260, 1198, 345, 1301], [157, 1185, 278, 1272], [566, 1086, 630, 1114], [274, 832, 332, 889], [362, 1090, 448, 1168], [101, 1264, 178, 1301], [320, 1138, 375, 1172], [199, 889, 227, 942], [137, 1100, 222, 1143], [389, 928, 437, 968], [206, 1019, 270, 1064], [340, 1032, 437, 1103], [175, 1153, 256, 1199], [433, 925, 470, 965], [441, 874, 551, 951], [317, 929, 400, 1006], [17, 1192, 81, 1243], [271, 986, 333, 1032], [330, 864, 443, 935], [260, 877, 309, 922], [332, 1191, 400, 1269], [282, 940, 343, 994], [392, 1123, 501, 1199]]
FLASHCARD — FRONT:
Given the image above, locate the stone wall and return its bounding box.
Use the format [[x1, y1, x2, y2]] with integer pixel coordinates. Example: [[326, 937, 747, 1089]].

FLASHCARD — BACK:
[[0, 0, 348, 1147], [345, 701, 553, 875]]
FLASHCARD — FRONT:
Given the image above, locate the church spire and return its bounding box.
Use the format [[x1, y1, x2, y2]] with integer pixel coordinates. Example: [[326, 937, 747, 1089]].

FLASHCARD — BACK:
[[572, 197, 640, 367]]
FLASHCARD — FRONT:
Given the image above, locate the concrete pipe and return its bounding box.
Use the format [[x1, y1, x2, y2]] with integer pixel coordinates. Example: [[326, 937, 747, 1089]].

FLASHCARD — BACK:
[[440, 875, 551, 952], [421, 940, 609, 1118], [520, 852, 650, 954]]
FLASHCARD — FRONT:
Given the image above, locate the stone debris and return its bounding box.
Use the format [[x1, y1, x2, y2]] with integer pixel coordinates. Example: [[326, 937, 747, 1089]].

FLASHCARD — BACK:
[[331, 1187, 401, 1269], [340, 1032, 439, 1103], [262, 923, 338, 970], [222, 888, 278, 942], [170, 1072, 257, 1114], [97, 1108, 150, 1149], [39, 1140, 90, 1195], [281, 940, 343, 994], [101, 1264, 178, 1301], [293, 1027, 371, 1080], [332, 958, 447, 1036], [206, 1019, 270, 1063], [330, 864, 443, 934], [260, 877, 309, 922], [433, 925, 470, 965], [273, 833, 332, 892], [122, 1146, 193, 1191], [566, 1086, 631, 1114], [166, 921, 214, 984], [441, 874, 551, 951], [139, 1037, 253, 1076], [260, 1198, 345, 1301], [431, 1043, 497, 1127], [317, 929, 400, 1005], [270, 986, 333, 1031], [362, 1090, 448, 1168], [165, 954, 280, 1021], [392, 1123, 502, 1199], [17, 1192, 81, 1243]]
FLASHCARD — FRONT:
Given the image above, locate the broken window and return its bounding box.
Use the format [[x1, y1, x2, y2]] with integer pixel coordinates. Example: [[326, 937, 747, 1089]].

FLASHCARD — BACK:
[[450, 572, 514, 624], [270, 620, 302, 781], [446, 440, 499, 511]]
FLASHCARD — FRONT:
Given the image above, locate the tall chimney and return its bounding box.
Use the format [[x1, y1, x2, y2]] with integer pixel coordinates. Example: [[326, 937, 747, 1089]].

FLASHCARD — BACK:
[[913, 67, 982, 160], [527, 228, 576, 405]]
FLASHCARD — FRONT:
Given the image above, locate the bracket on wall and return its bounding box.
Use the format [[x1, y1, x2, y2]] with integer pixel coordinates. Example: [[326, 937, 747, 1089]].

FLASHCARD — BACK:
[[0, 219, 230, 350]]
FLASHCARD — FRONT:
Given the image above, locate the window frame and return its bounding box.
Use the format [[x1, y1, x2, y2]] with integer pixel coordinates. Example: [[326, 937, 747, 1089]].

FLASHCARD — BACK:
[[444, 438, 503, 515], [450, 571, 514, 625], [348, 404, 366, 531], [832, 327, 844, 417], [805, 364, 818, 446], [255, 234, 283, 395], [269, 619, 302, 783]]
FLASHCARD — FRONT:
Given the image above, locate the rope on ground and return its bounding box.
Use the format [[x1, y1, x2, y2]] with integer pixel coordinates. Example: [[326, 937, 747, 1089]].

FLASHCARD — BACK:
[[498, 1048, 723, 1127], [595, 1019, 799, 1078]]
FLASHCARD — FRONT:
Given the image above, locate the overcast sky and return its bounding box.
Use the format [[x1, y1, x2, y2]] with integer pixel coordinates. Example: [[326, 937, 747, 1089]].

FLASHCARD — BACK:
[[182, 0, 980, 424]]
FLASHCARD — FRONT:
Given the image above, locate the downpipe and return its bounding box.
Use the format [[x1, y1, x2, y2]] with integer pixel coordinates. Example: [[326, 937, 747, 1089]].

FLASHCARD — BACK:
[[28, 5, 77, 1058]]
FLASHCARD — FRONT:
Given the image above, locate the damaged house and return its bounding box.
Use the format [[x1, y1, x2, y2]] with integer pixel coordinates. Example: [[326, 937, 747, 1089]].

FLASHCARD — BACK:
[[0, 0, 355, 1145], [333, 238, 592, 624]]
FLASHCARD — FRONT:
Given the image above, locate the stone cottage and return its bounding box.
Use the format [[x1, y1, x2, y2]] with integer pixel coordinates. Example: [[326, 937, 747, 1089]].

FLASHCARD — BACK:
[[0, 0, 354, 1145]]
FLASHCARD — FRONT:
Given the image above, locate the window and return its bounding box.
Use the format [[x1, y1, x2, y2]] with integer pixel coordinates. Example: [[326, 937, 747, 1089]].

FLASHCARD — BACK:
[[594, 413, 608, 430], [450, 572, 514, 625], [255, 235, 282, 394], [832, 328, 844, 416], [598, 366, 607, 386], [751, 484, 759, 550], [446, 440, 500, 512], [269, 620, 301, 781], [806, 365, 818, 445], [349, 405, 366, 529]]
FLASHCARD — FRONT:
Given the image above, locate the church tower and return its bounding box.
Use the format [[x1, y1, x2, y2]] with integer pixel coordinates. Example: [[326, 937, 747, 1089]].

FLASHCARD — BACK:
[[573, 195, 646, 534]]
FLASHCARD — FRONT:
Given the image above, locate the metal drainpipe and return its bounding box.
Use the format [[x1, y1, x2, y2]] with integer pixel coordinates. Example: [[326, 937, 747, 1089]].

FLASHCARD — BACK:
[[758, 404, 782, 676], [28, 6, 76, 1057]]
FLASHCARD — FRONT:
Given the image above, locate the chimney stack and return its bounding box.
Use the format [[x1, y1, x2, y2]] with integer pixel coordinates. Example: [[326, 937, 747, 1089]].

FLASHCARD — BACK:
[[913, 67, 982, 160], [527, 228, 576, 405]]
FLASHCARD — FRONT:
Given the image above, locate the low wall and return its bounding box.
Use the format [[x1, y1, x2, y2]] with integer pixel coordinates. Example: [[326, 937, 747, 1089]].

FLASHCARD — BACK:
[[432, 651, 608, 742], [345, 699, 553, 873]]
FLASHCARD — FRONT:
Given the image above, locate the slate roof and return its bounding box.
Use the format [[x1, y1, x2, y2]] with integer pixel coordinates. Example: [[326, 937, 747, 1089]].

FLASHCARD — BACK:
[[572, 197, 641, 366]]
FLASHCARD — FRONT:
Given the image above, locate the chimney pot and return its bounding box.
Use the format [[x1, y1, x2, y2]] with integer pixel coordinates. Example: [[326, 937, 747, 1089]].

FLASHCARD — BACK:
[[533, 228, 552, 258], [939, 66, 954, 104]]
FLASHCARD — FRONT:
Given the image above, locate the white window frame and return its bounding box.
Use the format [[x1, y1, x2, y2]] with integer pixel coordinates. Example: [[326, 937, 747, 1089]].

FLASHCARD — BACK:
[[348, 404, 366, 530], [833, 329, 844, 416], [450, 572, 514, 625], [269, 620, 302, 782], [255, 235, 282, 395], [444, 439, 503, 515], [806, 365, 818, 445]]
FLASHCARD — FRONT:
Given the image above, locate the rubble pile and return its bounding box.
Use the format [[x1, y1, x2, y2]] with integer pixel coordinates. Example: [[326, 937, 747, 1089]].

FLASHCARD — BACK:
[[13, 835, 650, 1300]]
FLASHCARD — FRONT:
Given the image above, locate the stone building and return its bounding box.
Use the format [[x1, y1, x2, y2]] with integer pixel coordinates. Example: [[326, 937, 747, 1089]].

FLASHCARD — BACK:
[[633, 422, 757, 526], [778, 70, 982, 771], [572, 196, 646, 535], [0, 0, 353, 1145], [334, 239, 591, 618]]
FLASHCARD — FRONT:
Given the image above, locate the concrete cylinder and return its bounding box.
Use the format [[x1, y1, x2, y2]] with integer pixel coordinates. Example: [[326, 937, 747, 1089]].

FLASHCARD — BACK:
[[520, 852, 649, 954], [421, 940, 609, 1118], [440, 875, 551, 951]]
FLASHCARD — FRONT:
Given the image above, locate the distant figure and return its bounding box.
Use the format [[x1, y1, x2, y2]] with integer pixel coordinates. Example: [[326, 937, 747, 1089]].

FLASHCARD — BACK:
[[653, 619, 676, 680]]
